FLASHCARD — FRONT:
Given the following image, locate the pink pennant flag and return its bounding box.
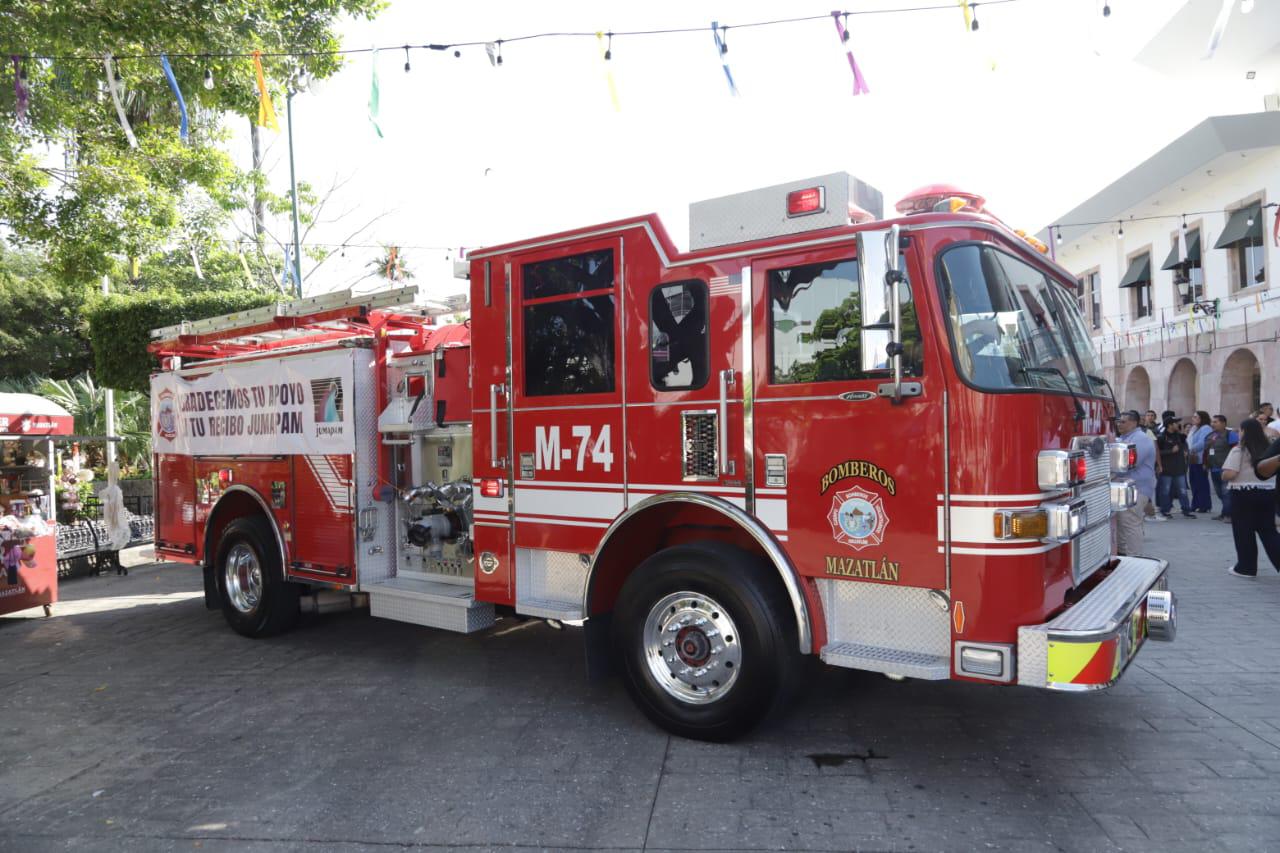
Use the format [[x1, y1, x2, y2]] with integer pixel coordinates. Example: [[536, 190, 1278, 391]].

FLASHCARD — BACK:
[[832, 12, 869, 95]]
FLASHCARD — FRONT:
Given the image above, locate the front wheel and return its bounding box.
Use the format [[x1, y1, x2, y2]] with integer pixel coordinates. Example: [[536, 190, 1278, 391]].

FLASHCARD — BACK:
[[612, 542, 800, 741], [215, 516, 298, 638]]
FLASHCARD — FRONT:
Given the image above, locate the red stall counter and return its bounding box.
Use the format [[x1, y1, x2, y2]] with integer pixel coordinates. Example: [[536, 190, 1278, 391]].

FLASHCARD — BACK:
[[0, 530, 56, 616]]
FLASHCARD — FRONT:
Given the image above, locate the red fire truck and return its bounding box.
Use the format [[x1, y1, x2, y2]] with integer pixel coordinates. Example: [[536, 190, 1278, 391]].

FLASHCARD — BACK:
[[151, 173, 1175, 741]]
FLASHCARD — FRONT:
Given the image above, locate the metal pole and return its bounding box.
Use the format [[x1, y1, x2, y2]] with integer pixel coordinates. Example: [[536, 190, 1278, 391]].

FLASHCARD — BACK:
[[101, 275, 116, 469], [286, 89, 303, 299]]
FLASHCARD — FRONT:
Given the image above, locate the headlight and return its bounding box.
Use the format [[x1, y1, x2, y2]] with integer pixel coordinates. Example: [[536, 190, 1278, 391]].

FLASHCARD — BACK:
[[1037, 449, 1087, 491]]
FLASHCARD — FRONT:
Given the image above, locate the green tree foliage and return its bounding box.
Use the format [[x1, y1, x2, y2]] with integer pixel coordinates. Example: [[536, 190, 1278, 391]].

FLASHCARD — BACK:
[[31, 374, 151, 470], [0, 243, 93, 379], [0, 0, 383, 287], [88, 289, 277, 393]]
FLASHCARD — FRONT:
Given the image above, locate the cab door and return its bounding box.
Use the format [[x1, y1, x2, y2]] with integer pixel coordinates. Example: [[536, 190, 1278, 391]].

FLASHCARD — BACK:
[[749, 234, 947, 592], [508, 239, 625, 558]]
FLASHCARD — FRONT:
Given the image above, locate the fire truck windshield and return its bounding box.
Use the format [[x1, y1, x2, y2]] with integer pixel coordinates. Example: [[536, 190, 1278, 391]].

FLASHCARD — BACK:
[[939, 243, 1097, 396]]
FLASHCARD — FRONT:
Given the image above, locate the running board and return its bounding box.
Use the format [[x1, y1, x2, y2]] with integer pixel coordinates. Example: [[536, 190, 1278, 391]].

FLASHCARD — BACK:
[[366, 577, 495, 633], [820, 642, 950, 680]]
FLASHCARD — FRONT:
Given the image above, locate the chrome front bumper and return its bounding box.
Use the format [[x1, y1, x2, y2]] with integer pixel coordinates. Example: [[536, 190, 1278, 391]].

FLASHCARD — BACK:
[[1017, 556, 1173, 691]]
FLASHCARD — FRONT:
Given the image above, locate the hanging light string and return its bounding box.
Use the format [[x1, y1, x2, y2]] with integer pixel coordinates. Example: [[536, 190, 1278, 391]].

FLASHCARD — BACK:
[[1051, 202, 1280, 236], [10, 1, 1025, 63]]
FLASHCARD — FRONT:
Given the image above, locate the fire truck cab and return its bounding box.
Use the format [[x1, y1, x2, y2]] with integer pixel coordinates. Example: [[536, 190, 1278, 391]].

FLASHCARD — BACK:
[[151, 172, 1175, 741]]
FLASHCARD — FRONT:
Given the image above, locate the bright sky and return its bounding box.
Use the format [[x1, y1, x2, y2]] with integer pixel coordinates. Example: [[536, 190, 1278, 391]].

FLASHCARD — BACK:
[[240, 0, 1260, 300]]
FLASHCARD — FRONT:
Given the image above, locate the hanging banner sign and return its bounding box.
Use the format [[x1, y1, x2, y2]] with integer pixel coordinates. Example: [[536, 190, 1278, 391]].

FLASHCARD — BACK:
[[151, 350, 356, 456]]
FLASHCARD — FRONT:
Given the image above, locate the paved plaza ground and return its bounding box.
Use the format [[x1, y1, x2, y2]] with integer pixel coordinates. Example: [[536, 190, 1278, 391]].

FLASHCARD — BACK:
[[2, 511, 1279, 852]]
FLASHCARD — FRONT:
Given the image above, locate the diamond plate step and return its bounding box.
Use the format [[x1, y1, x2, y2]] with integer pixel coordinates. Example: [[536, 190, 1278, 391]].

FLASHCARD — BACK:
[[820, 642, 950, 680], [515, 596, 584, 621], [366, 577, 494, 633]]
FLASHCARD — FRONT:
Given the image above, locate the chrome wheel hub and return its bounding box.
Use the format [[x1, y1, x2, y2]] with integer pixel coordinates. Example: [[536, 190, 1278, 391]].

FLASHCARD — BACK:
[[224, 543, 263, 614], [643, 591, 741, 704]]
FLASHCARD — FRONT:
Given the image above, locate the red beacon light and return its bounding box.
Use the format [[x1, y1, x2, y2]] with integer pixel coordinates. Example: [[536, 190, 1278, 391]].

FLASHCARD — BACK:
[[786, 186, 826, 217], [895, 183, 986, 216]]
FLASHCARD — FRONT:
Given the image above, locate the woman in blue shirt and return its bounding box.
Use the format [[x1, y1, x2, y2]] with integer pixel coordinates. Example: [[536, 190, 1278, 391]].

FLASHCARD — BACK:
[[1187, 410, 1213, 513]]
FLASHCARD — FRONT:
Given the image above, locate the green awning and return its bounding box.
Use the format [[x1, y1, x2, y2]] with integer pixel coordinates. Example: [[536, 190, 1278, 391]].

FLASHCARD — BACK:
[[1162, 230, 1202, 271], [1214, 203, 1263, 250], [1119, 253, 1151, 288]]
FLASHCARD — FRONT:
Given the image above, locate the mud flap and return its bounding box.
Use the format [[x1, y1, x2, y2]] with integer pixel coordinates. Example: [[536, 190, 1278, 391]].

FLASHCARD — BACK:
[[583, 611, 613, 681], [202, 562, 219, 610]]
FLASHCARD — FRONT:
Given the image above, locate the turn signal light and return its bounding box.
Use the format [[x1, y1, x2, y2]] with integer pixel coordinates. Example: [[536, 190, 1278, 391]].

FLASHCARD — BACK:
[[786, 186, 825, 217], [480, 478, 504, 498], [993, 509, 1048, 540]]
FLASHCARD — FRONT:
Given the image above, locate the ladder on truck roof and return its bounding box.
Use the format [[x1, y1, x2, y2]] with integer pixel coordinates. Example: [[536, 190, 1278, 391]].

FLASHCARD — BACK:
[[148, 285, 422, 361]]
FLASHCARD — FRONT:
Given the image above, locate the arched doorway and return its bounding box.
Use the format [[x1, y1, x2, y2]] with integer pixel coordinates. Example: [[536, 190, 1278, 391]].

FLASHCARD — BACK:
[[1124, 366, 1151, 413], [1166, 358, 1198, 417], [1221, 348, 1261, 424]]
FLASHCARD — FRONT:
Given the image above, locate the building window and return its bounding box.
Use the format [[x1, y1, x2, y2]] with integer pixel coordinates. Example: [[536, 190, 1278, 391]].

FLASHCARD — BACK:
[[1215, 200, 1266, 293], [650, 280, 709, 390], [521, 249, 616, 396], [1163, 226, 1204, 311], [768, 257, 922, 384], [1119, 250, 1152, 321], [1075, 269, 1101, 331]]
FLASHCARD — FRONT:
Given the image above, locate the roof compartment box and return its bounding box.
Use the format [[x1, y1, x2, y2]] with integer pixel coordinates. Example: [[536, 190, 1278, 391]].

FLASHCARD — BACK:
[[689, 172, 884, 250]]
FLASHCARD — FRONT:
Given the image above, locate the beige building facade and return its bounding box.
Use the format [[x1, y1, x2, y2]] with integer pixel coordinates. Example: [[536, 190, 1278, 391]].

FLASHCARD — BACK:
[[1040, 112, 1279, 424]]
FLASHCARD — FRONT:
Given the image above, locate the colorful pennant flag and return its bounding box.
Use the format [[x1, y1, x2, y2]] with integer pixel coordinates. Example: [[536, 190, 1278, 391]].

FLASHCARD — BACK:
[[711, 22, 738, 97], [252, 50, 279, 131], [596, 32, 621, 111], [1203, 0, 1234, 60], [831, 12, 870, 95], [11, 56, 27, 123], [103, 53, 138, 148], [369, 48, 383, 138], [1272, 205, 1279, 247], [958, 0, 973, 31], [159, 54, 189, 141]]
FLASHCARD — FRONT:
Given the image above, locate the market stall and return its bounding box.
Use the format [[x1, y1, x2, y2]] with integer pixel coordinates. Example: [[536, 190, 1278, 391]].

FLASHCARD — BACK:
[[0, 393, 73, 617]]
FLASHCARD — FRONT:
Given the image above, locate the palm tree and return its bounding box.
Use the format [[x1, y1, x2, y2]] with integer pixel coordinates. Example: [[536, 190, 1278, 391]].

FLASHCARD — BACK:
[[32, 376, 151, 471], [365, 245, 413, 283]]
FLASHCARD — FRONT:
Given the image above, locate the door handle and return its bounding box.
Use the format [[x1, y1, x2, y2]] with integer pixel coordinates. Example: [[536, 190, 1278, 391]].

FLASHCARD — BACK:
[[489, 383, 507, 468], [719, 369, 735, 475]]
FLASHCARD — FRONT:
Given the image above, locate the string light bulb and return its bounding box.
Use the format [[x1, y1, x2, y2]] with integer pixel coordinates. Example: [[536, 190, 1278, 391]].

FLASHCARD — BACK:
[[719, 25, 729, 54], [202, 68, 214, 89], [1103, 2, 1111, 16], [841, 13, 851, 42], [1118, 220, 1124, 238], [1247, 214, 1255, 227], [497, 40, 504, 65], [403, 45, 411, 72], [604, 31, 613, 60], [971, 4, 980, 31], [1181, 215, 1187, 232], [1055, 227, 1062, 246]]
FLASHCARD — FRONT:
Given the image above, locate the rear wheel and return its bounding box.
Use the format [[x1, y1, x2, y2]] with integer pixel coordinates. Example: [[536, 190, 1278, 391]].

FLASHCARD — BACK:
[[215, 516, 298, 638], [613, 542, 800, 741]]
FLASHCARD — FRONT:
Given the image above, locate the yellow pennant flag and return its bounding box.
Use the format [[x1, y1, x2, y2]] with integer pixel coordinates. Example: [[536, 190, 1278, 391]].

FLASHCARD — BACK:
[[596, 32, 621, 112], [959, 0, 973, 31], [252, 50, 280, 131]]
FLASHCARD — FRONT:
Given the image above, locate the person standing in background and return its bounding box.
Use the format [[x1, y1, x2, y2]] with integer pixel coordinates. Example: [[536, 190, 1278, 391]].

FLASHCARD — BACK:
[[1206, 415, 1238, 522], [1142, 411, 1159, 435], [1156, 417, 1194, 519], [1187, 410, 1213, 513], [1114, 411, 1157, 553], [1223, 418, 1280, 578]]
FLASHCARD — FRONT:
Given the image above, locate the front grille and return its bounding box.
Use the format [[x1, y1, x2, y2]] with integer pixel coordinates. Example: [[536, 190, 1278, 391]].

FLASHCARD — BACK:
[[681, 411, 718, 480], [1070, 434, 1111, 584], [1073, 521, 1110, 583]]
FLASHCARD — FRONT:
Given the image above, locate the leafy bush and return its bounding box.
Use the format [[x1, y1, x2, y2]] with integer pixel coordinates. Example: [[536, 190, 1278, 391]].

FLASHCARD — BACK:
[[88, 290, 277, 393]]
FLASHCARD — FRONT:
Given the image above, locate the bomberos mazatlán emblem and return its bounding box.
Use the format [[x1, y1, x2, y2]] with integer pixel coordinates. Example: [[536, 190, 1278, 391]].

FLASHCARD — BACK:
[[827, 484, 889, 551], [156, 388, 177, 442]]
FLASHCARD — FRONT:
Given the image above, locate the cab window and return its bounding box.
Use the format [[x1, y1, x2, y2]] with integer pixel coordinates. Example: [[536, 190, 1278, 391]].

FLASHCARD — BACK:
[[650, 280, 709, 391], [768, 257, 922, 384], [522, 250, 616, 396]]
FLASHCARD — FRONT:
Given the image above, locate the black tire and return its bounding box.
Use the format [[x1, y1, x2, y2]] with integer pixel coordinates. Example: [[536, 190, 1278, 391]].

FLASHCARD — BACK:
[[612, 541, 800, 741], [214, 516, 298, 638]]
